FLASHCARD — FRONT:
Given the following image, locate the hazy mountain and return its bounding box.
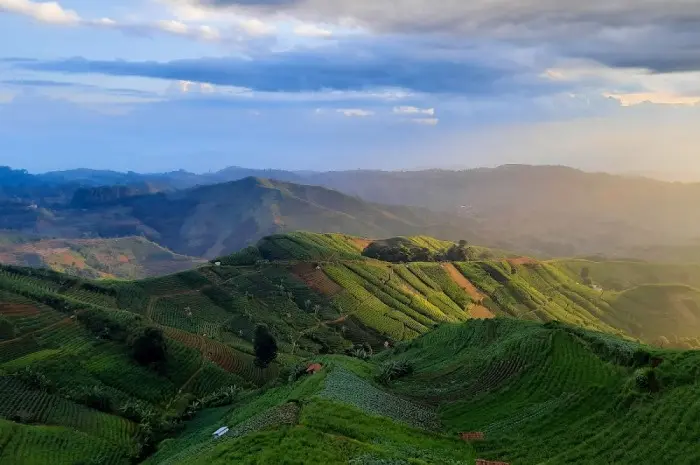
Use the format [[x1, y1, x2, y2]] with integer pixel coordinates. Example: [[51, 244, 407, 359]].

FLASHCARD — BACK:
[[12, 164, 700, 258], [0, 177, 485, 258]]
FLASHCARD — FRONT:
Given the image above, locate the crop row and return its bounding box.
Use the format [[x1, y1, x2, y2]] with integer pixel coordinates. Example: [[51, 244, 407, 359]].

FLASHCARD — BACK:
[[63, 288, 117, 308], [0, 419, 129, 465], [320, 367, 440, 430], [0, 377, 137, 445], [418, 264, 472, 309], [83, 350, 175, 403]]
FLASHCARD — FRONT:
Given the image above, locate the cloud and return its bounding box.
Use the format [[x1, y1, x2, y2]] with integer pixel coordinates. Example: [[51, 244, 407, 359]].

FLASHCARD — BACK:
[[337, 108, 373, 117], [15, 36, 557, 96], [180, 0, 700, 73], [0, 0, 256, 42], [0, 0, 79, 24], [603, 92, 700, 107], [393, 106, 434, 115], [293, 23, 332, 38], [410, 117, 439, 126], [238, 18, 275, 35], [1, 78, 158, 98]]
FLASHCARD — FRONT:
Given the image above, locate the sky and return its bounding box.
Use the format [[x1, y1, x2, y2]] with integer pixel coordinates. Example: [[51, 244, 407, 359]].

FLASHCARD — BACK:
[[1, 0, 700, 177]]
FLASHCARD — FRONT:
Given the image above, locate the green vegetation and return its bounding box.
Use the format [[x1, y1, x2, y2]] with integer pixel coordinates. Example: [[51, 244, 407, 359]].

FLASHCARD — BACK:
[[3, 231, 700, 464]]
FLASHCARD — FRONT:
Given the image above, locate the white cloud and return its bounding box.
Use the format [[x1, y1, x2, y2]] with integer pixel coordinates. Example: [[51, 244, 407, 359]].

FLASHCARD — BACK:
[[0, 0, 79, 24], [156, 19, 189, 35], [0, 0, 224, 42], [604, 92, 700, 107], [337, 108, 374, 117], [411, 117, 439, 126], [293, 23, 332, 38], [393, 106, 435, 115], [238, 18, 275, 36]]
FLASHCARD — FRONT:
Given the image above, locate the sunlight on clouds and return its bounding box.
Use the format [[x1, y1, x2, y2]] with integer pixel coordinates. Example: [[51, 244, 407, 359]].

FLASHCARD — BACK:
[[239, 18, 275, 36], [293, 23, 332, 38], [0, 0, 79, 24], [604, 92, 700, 106]]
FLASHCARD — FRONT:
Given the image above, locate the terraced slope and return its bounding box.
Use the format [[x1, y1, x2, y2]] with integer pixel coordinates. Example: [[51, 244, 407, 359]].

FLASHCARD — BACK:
[[144, 318, 700, 465], [380, 319, 700, 465], [3, 231, 700, 463]]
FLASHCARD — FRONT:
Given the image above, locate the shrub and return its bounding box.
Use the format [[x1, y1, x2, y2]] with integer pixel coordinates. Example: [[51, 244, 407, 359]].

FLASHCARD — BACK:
[[79, 385, 114, 413], [288, 364, 309, 383], [634, 368, 660, 393], [376, 360, 414, 384], [12, 366, 54, 392]]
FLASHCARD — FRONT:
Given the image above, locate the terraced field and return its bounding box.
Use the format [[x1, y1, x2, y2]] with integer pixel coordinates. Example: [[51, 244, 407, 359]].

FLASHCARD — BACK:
[[381, 319, 700, 465], [3, 231, 700, 464]]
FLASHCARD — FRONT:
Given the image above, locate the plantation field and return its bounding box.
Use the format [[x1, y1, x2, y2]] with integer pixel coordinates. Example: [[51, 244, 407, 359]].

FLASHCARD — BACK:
[[380, 318, 700, 465], [3, 231, 700, 464]]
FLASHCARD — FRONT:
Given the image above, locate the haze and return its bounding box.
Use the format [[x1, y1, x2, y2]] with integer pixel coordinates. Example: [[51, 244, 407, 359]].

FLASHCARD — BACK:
[[2, 0, 700, 179]]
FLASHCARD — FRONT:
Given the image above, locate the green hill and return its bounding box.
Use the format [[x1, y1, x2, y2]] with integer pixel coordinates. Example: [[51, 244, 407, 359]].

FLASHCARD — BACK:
[[2, 231, 700, 463], [141, 319, 700, 465]]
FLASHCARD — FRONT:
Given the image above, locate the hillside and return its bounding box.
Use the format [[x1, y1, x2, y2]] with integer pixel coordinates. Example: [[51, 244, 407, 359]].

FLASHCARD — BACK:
[[0, 235, 204, 279], [2, 232, 700, 463], [0, 177, 487, 259], [143, 319, 700, 465]]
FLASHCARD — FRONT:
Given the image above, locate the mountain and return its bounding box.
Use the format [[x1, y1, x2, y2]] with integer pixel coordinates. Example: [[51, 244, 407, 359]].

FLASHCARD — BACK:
[[0, 235, 204, 279], [1, 231, 699, 464], [302, 165, 700, 258], [0, 177, 487, 259], [24, 164, 700, 260]]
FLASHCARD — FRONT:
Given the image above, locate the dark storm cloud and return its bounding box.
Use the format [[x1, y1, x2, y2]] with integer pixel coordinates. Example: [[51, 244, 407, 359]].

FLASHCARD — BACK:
[[182, 0, 700, 72]]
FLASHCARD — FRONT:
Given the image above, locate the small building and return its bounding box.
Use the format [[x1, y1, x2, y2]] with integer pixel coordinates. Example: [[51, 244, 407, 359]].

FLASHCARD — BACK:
[[306, 363, 323, 375], [214, 261, 222, 267], [213, 426, 229, 439]]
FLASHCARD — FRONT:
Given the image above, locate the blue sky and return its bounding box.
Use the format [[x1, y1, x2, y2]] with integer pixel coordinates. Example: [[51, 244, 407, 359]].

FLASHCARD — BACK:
[[1, 0, 700, 177]]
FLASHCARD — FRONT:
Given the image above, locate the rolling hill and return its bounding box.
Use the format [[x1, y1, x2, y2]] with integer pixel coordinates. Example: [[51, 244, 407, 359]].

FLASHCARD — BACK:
[[2, 231, 700, 464], [0, 177, 487, 259], [0, 235, 204, 279]]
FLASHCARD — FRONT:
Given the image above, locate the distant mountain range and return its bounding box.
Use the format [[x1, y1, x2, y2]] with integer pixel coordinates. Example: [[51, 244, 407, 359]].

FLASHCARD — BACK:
[[4, 164, 700, 260], [0, 177, 484, 259]]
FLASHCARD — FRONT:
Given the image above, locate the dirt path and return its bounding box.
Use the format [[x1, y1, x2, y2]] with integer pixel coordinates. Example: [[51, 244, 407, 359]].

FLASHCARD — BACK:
[[441, 263, 495, 319]]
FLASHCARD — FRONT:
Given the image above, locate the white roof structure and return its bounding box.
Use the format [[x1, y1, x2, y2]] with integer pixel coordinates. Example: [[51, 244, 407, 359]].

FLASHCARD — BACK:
[[213, 426, 229, 438]]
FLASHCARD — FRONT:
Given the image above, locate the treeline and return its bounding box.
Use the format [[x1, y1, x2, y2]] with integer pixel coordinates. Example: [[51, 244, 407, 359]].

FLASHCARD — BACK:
[[363, 239, 494, 263]]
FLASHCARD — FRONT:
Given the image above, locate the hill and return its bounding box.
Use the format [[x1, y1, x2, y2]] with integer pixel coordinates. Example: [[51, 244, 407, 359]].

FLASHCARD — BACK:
[[143, 319, 700, 465], [0, 177, 487, 259], [0, 235, 204, 279], [2, 231, 700, 463]]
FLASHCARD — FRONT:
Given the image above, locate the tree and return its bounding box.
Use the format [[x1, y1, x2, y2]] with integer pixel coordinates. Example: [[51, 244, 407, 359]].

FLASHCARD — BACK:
[[129, 326, 167, 368], [458, 240, 468, 248], [580, 267, 590, 280], [253, 325, 278, 368]]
